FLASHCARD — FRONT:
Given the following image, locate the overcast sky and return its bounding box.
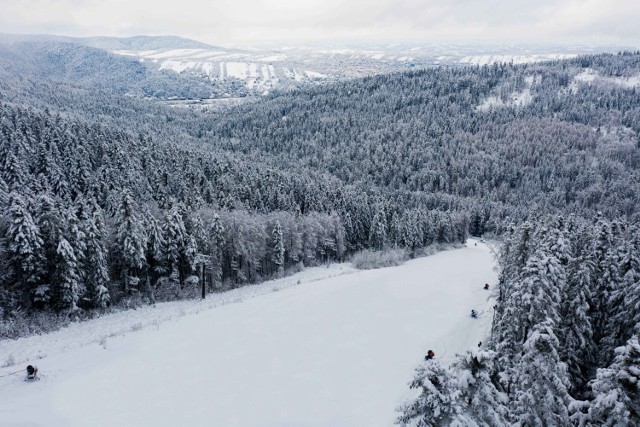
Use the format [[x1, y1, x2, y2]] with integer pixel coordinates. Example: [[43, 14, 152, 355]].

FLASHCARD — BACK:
[[1, 0, 639, 47]]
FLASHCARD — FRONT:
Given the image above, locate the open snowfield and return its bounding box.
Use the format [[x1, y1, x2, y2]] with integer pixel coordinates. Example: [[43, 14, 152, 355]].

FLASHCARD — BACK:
[[0, 240, 497, 427]]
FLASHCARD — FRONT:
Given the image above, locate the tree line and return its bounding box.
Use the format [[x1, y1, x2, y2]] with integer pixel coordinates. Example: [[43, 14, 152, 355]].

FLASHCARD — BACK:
[[0, 102, 466, 337], [398, 216, 640, 425]]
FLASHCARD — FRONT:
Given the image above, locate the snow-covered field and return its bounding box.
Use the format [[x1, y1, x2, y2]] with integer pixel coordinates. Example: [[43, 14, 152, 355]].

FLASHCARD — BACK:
[[0, 240, 497, 427], [570, 68, 640, 93], [459, 53, 578, 65]]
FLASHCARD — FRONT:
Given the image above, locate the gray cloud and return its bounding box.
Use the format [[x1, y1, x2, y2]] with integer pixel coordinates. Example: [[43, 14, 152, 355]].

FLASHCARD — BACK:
[[0, 0, 638, 46]]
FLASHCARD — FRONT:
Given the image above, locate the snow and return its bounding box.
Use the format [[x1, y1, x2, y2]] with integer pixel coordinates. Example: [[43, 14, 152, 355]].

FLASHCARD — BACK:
[[111, 50, 137, 57], [570, 68, 640, 93], [0, 240, 496, 426], [612, 74, 640, 88], [159, 60, 197, 73], [292, 68, 305, 82], [305, 70, 328, 79], [261, 65, 271, 80], [144, 49, 207, 60], [477, 74, 536, 111], [225, 62, 249, 79], [256, 55, 288, 62], [460, 53, 578, 65]]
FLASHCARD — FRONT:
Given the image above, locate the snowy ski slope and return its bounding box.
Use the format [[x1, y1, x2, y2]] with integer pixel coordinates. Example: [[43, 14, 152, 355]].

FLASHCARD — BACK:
[[0, 239, 497, 426]]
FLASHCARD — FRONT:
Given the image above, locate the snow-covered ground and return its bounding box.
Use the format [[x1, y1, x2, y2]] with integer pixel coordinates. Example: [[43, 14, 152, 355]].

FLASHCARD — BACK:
[[570, 68, 640, 93], [459, 53, 578, 65], [0, 240, 497, 426], [477, 75, 536, 111]]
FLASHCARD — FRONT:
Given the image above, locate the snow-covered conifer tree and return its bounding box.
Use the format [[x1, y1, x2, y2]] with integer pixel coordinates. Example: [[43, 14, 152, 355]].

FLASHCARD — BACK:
[[66, 205, 87, 294], [560, 254, 596, 393], [162, 204, 187, 285], [369, 204, 387, 250], [453, 349, 509, 426], [494, 226, 565, 391], [209, 213, 225, 288], [3, 151, 27, 191], [83, 201, 110, 308], [621, 234, 640, 346], [512, 321, 572, 426], [114, 190, 147, 292], [5, 192, 43, 290], [145, 215, 166, 287], [396, 361, 466, 426], [588, 334, 640, 426], [606, 232, 640, 354], [272, 221, 285, 274], [51, 236, 80, 311]]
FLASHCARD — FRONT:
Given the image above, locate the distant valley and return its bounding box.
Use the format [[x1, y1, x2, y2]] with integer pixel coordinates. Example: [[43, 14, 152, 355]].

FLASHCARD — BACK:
[[2, 33, 633, 103]]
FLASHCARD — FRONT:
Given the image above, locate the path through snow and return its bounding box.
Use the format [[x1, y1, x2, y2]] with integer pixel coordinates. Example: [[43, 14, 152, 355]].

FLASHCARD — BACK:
[[0, 239, 497, 426]]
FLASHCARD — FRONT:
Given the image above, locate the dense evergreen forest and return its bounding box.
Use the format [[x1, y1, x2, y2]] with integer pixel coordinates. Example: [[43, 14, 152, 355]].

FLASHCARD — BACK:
[[1, 38, 639, 424], [397, 216, 640, 426], [1, 42, 639, 361]]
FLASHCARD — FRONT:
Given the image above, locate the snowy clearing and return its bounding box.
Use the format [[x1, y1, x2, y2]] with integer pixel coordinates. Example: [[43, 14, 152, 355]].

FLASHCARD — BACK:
[[570, 68, 640, 93], [477, 75, 536, 111], [459, 53, 578, 65], [0, 240, 497, 427]]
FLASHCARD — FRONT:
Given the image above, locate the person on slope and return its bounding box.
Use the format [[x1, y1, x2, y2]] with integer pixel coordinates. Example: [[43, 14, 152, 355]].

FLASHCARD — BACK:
[[424, 350, 435, 361], [484, 283, 489, 290], [471, 309, 478, 318]]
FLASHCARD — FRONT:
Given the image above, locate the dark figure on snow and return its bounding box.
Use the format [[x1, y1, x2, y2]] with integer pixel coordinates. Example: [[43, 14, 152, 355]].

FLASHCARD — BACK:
[[483, 283, 489, 290], [26, 365, 38, 381], [425, 350, 435, 361], [471, 309, 478, 318]]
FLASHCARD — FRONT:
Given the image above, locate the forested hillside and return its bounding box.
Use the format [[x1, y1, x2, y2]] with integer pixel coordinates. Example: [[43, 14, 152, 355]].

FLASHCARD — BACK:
[[398, 216, 640, 426], [204, 52, 640, 228], [1, 48, 639, 344], [0, 38, 233, 99]]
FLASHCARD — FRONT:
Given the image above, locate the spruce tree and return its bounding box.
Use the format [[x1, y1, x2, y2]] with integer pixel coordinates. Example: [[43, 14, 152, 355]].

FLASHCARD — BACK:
[[512, 321, 572, 426], [396, 360, 466, 427], [162, 204, 187, 286], [36, 194, 63, 285], [209, 213, 225, 288], [145, 215, 166, 288], [272, 221, 285, 274], [608, 232, 640, 352], [453, 349, 509, 426], [368, 204, 387, 250], [83, 201, 110, 308], [588, 334, 640, 426], [560, 254, 596, 394], [5, 192, 43, 295], [115, 190, 147, 292], [51, 236, 80, 311]]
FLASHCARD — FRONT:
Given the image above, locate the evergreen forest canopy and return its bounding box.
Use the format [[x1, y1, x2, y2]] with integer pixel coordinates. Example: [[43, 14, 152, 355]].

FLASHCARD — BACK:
[[1, 39, 639, 424], [0, 41, 638, 324], [397, 216, 640, 426]]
